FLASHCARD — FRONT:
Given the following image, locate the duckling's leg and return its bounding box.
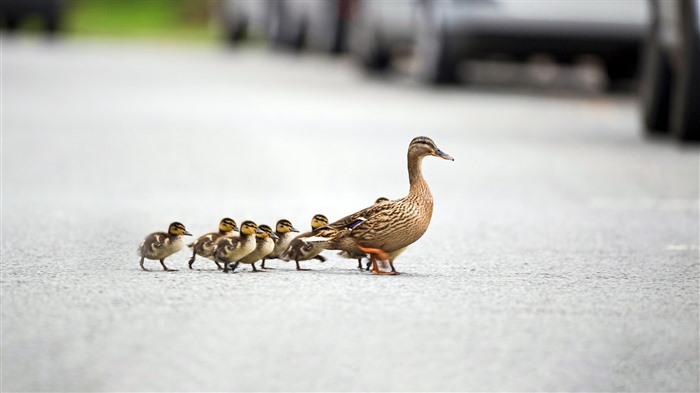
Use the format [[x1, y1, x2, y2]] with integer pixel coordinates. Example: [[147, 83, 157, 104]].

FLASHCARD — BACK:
[[214, 261, 223, 270], [295, 260, 310, 271], [357, 246, 397, 275], [188, 252, 196, 269], [314, 255, 326, 262], [222, 261, 231, 273], [139, 257, 149, 271], [159, 259, 178, 272], [357, 258, 363, 269], [251, 263, 259, 272]]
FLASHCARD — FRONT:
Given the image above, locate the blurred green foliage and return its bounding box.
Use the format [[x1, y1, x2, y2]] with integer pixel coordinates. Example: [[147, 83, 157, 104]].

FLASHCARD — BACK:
[[68, 0, 217, 42]]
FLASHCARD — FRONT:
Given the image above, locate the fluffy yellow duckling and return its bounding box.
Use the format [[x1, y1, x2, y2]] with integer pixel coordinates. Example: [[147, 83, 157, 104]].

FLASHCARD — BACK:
[[138, 222, 192, 271], [213, 220, 261, 273], [187, 218, 238, 270], [261, 219, 299, 269], [237, 224, 279, 272], [279, 214, 329, 271]]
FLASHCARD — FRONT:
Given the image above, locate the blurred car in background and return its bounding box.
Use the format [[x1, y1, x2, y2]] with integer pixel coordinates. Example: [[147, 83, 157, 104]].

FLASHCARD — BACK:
[[219, 0, 272, 45], [265, 0, 353, 53], [347, 0, 415, 71], [639, 0, 699, 141], [413, 0, 649, 86], [0, 0, 66, 35]]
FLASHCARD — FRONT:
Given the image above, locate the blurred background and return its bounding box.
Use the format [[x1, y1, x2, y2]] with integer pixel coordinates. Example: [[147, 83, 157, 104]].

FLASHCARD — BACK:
[[1, 0, 698, 139], [2, 1, 699, 392]]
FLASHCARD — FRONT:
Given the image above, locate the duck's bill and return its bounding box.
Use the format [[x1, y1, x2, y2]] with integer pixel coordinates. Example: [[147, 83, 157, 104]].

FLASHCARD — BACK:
[[435, 149, 454, 161], [184, 231, 193, 236]]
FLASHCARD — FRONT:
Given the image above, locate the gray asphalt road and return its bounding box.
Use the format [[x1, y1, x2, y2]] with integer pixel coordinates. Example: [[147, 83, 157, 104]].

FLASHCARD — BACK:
[[2, 38, 698, 392]]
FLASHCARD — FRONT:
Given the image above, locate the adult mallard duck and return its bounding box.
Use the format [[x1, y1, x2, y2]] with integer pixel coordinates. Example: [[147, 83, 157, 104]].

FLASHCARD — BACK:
[[187, 217, 238, 270], [138, 222, 192, 271], [212, 220, 261, 273], [305, 136, 453, 275], [279, 214, 329, 271], [260, 219, 299, 269], [237, 224, 279, 272]]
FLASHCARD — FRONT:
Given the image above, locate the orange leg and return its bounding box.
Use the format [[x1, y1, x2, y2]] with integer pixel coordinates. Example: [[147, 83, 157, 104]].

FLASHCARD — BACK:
[[357, 246, 397, 275]]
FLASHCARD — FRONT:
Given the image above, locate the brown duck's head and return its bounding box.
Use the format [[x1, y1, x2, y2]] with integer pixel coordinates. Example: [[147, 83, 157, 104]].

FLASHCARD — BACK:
[[375, 197, 390, 204], [311, 214, 329, 230], [409, 136, 454, 161], [275, 219, 299, 234], [219, 217, 238, 233], [168, 222, 192, 236]]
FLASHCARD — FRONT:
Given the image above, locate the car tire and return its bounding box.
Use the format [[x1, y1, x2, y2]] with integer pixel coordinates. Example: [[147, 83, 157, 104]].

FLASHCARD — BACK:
[[669, 0, 700, 141], [307, 1, 344, 54], [268, 1, 304, 51], [220, 2, 248, 45], [640, 15, 673, 134]]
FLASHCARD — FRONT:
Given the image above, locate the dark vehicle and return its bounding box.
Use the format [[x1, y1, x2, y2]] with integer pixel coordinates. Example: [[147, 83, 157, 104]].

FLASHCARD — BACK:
[[347, 0, 415, 71], [640, 0, 700, 141], [414, 0, 649, 85], [219, 0, 272, 45], [0, 0, 65, 35], [263, 0, 353, 53]]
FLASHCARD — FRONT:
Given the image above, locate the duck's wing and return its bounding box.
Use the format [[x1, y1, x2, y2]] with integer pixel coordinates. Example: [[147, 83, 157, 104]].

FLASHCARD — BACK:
[[139, 232, 168, 257], [325, 200, 404, 242], [188, 231, 216, 249], [327, 201, 395, 230]]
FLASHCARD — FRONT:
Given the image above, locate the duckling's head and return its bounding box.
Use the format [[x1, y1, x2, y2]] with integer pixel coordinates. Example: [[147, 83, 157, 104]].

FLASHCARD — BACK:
[[409, 136, 454, 161], [275, 219, 299, 234], [311, 214, 329, 230], [239, 220, 260, 236], [257, 224, 279, 240], [219, 217, 238, 233], [375, 197, 390, 204], [168, 222, 192, 236]]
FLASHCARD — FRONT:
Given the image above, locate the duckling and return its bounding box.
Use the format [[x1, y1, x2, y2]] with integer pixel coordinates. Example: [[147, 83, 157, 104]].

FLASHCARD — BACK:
[[279, 214, 329, 271], [187, 218, 238, 270], [138, 222, 192, 271], [212, 220, 262, 273], [337, 197, 391, 269], [260, 219, 299, 269], [237, 224, 279, 272], [303, 136, 453, 275]]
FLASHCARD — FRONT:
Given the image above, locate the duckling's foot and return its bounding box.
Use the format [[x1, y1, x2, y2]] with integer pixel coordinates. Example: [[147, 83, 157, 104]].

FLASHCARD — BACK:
[[160, 260, 178, 271], [295, 261, 311, 271], [188, 255, 195, 269], [139, 257, 149, 271], [357, 259, 363, 269], [314, 255, 326, 263]]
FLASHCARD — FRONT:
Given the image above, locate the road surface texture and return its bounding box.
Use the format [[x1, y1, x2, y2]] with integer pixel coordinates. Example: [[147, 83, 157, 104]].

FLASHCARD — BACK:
[[2, 38, 699, 392]]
